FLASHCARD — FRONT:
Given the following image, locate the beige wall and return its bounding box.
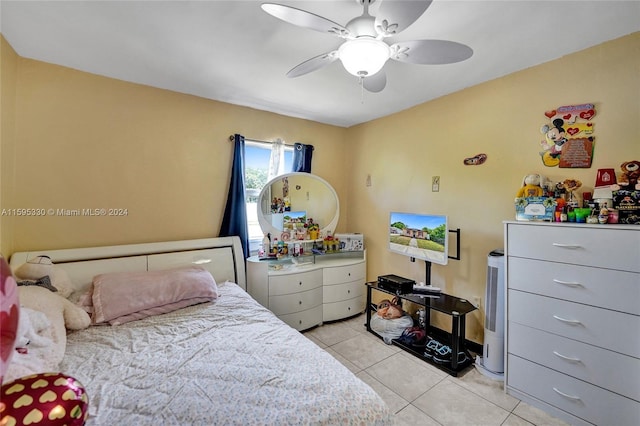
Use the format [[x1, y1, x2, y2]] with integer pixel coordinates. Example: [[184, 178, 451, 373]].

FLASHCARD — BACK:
[[345, 32, 640, 340], [4, 48, 347, 253], [1, 36, 18, 257], [2, 32, 638, 342]]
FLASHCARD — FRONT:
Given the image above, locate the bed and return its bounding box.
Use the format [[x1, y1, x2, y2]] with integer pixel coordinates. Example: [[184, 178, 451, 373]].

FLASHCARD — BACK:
[[8, 237, 392, 425]]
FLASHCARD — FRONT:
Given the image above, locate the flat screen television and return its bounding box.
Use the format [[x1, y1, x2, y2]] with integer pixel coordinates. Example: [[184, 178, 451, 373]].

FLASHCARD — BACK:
[[389, 212, 449, 265]]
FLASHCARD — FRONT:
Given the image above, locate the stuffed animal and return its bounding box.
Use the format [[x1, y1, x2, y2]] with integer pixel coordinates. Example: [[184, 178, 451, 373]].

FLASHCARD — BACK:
[[3, 307, 57, 383], [13, 287, 89, 363], [14, 307, 52, 351], [376, 297, 404, 319], [370, 297, 413, 344], [615, 160, 640, 190], [13, 257, 90, 369], [14, 309, 33, 351], [516, 174, 544, 198], [13, 256, 74, 298]]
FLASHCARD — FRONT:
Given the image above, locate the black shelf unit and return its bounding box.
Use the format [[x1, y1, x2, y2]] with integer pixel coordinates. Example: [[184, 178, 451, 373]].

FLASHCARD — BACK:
[[365, 281, 477, 376]]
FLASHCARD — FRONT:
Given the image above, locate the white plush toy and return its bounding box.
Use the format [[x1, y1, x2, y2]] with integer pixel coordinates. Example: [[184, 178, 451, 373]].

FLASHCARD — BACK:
[[15, 306, 52, 349], [14, 255, 74, 298], [3, 307, 57, 383], [13, 256, 91, 369]]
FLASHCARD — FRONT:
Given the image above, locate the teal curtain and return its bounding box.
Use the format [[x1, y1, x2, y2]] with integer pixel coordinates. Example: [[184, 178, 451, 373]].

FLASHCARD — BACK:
[[220, 134, 250, 258]]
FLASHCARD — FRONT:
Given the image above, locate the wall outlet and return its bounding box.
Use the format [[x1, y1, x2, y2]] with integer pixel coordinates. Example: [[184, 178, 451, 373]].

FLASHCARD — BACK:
[[472, 296, 481, 308]]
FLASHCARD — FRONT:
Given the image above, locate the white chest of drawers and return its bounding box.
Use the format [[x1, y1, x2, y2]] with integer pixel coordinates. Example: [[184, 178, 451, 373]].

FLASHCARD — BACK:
[[247, 252, 366, 331], [504, 221, 640, 426]]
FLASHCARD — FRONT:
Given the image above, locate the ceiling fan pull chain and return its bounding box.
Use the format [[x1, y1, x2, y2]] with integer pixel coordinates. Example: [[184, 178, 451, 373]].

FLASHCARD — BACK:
[[359, 76, 365, 104]]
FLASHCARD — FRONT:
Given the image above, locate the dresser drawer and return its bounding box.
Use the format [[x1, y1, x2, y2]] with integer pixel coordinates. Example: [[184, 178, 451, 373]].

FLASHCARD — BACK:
[[269, 287, 322, 316], [323, 280, 364, 303], [509, 322, 640, 401], [278, 305, 323, 331], [268, 269, 322, 296], [506, 224, 639, 272], [508, 257, 640, 314], [508, 290, 640, 358], [323, 296, 366, 322], [323, 262, 365, 286], [508, 355, 640, 426]]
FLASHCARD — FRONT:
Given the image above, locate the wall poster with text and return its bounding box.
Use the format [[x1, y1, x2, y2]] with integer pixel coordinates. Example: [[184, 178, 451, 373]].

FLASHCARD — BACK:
[[539, 103, 596, 168]]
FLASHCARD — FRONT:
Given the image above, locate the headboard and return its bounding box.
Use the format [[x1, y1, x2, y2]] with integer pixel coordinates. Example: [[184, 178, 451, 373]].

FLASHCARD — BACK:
[[9, 237, 247, 293]]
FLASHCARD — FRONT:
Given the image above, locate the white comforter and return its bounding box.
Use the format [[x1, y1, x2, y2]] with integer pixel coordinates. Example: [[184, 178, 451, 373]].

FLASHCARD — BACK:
[[61, 281, 392, 425]]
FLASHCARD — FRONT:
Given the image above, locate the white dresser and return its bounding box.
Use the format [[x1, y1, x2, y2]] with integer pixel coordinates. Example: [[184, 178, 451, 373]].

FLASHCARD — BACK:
[[504, 221, 640, 426], [322, 261, 366, 321], [247, 252, 366, 331]]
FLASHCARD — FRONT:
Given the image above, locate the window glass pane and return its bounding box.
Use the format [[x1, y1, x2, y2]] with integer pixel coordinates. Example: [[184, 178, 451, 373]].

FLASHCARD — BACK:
[[245, 145, 270, 197], [244, 141, 292, 254], [284, 149, 293, 171]]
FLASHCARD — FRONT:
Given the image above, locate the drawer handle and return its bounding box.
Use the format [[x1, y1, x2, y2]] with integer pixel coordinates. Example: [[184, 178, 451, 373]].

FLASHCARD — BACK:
[[552, 387, 582, 401], [553, 315, 582, 325], [552, 243, 582, 249], [347, 289, 351, 294], [553, 351, 582, 363], [299, 301, 302, 305], [553, 279, 583, 287], [299, 281, 302, 286]]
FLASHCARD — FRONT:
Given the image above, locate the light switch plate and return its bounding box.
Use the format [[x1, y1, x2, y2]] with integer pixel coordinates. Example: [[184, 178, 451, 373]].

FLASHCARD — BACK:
[[432, 176, 440, 192]]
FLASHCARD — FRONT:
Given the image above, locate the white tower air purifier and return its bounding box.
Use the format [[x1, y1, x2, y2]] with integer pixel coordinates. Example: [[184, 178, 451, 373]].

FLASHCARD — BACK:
[[475, 249, 505, 380]]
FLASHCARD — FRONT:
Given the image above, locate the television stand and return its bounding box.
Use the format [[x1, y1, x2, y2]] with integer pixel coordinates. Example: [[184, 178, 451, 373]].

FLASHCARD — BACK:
[[365, 281, 476, 376]]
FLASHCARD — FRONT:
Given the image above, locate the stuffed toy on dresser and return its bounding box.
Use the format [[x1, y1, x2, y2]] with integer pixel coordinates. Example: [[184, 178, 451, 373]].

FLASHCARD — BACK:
[[516, 174, 544, 198]]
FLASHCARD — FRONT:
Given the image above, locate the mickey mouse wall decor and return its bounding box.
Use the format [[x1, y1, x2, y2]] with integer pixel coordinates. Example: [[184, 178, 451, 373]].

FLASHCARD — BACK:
[[539, 103, 596, 168]]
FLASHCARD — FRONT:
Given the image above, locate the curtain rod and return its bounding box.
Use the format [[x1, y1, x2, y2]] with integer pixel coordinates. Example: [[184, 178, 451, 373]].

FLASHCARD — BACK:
[[228, 134, 295, 147]]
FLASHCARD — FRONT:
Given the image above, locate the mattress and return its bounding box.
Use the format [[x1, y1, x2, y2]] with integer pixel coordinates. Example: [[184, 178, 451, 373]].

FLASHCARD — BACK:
[[61, 281, 392, 425]]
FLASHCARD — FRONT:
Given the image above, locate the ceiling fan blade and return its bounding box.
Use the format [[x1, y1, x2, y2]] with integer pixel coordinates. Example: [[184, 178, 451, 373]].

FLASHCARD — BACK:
[[362, 71, 387, 93], [286, 51, 339, 78], [375, 0, 433, 37], [262, 3, 349, 38], [389, 40, 473, 64]]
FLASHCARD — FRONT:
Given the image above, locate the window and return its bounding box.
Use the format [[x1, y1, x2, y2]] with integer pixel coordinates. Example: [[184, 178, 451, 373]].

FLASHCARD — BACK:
[[245, 140, 293, 254]]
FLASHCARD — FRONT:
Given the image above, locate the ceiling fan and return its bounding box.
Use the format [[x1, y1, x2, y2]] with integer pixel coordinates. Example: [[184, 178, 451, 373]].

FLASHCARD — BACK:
[[261, 0, 473, 93]]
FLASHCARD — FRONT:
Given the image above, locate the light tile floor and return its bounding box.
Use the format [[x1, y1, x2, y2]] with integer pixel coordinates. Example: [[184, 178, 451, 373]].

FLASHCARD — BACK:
[[303, 314, 569, 426]]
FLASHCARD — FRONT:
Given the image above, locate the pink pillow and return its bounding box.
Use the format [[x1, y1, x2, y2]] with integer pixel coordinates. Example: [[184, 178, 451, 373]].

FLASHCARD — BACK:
[[91, 266, 218, 325]]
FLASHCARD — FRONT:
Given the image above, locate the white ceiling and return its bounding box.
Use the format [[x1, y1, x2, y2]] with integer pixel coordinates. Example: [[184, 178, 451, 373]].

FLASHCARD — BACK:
[[1, 1, 639, 128]]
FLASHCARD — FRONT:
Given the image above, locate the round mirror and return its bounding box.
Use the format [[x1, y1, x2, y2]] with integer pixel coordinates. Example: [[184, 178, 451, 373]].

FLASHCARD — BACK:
[[257, 172, 339, 240]]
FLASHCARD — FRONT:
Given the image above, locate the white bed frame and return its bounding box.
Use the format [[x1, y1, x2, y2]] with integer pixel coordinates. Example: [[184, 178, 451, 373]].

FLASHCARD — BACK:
[[7, 237, 393, 425], [9, 237, 247, 292]]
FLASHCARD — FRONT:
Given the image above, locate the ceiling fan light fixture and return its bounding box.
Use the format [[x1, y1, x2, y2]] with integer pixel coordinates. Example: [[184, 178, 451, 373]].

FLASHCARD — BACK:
[[338, 38, 390, 77]]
